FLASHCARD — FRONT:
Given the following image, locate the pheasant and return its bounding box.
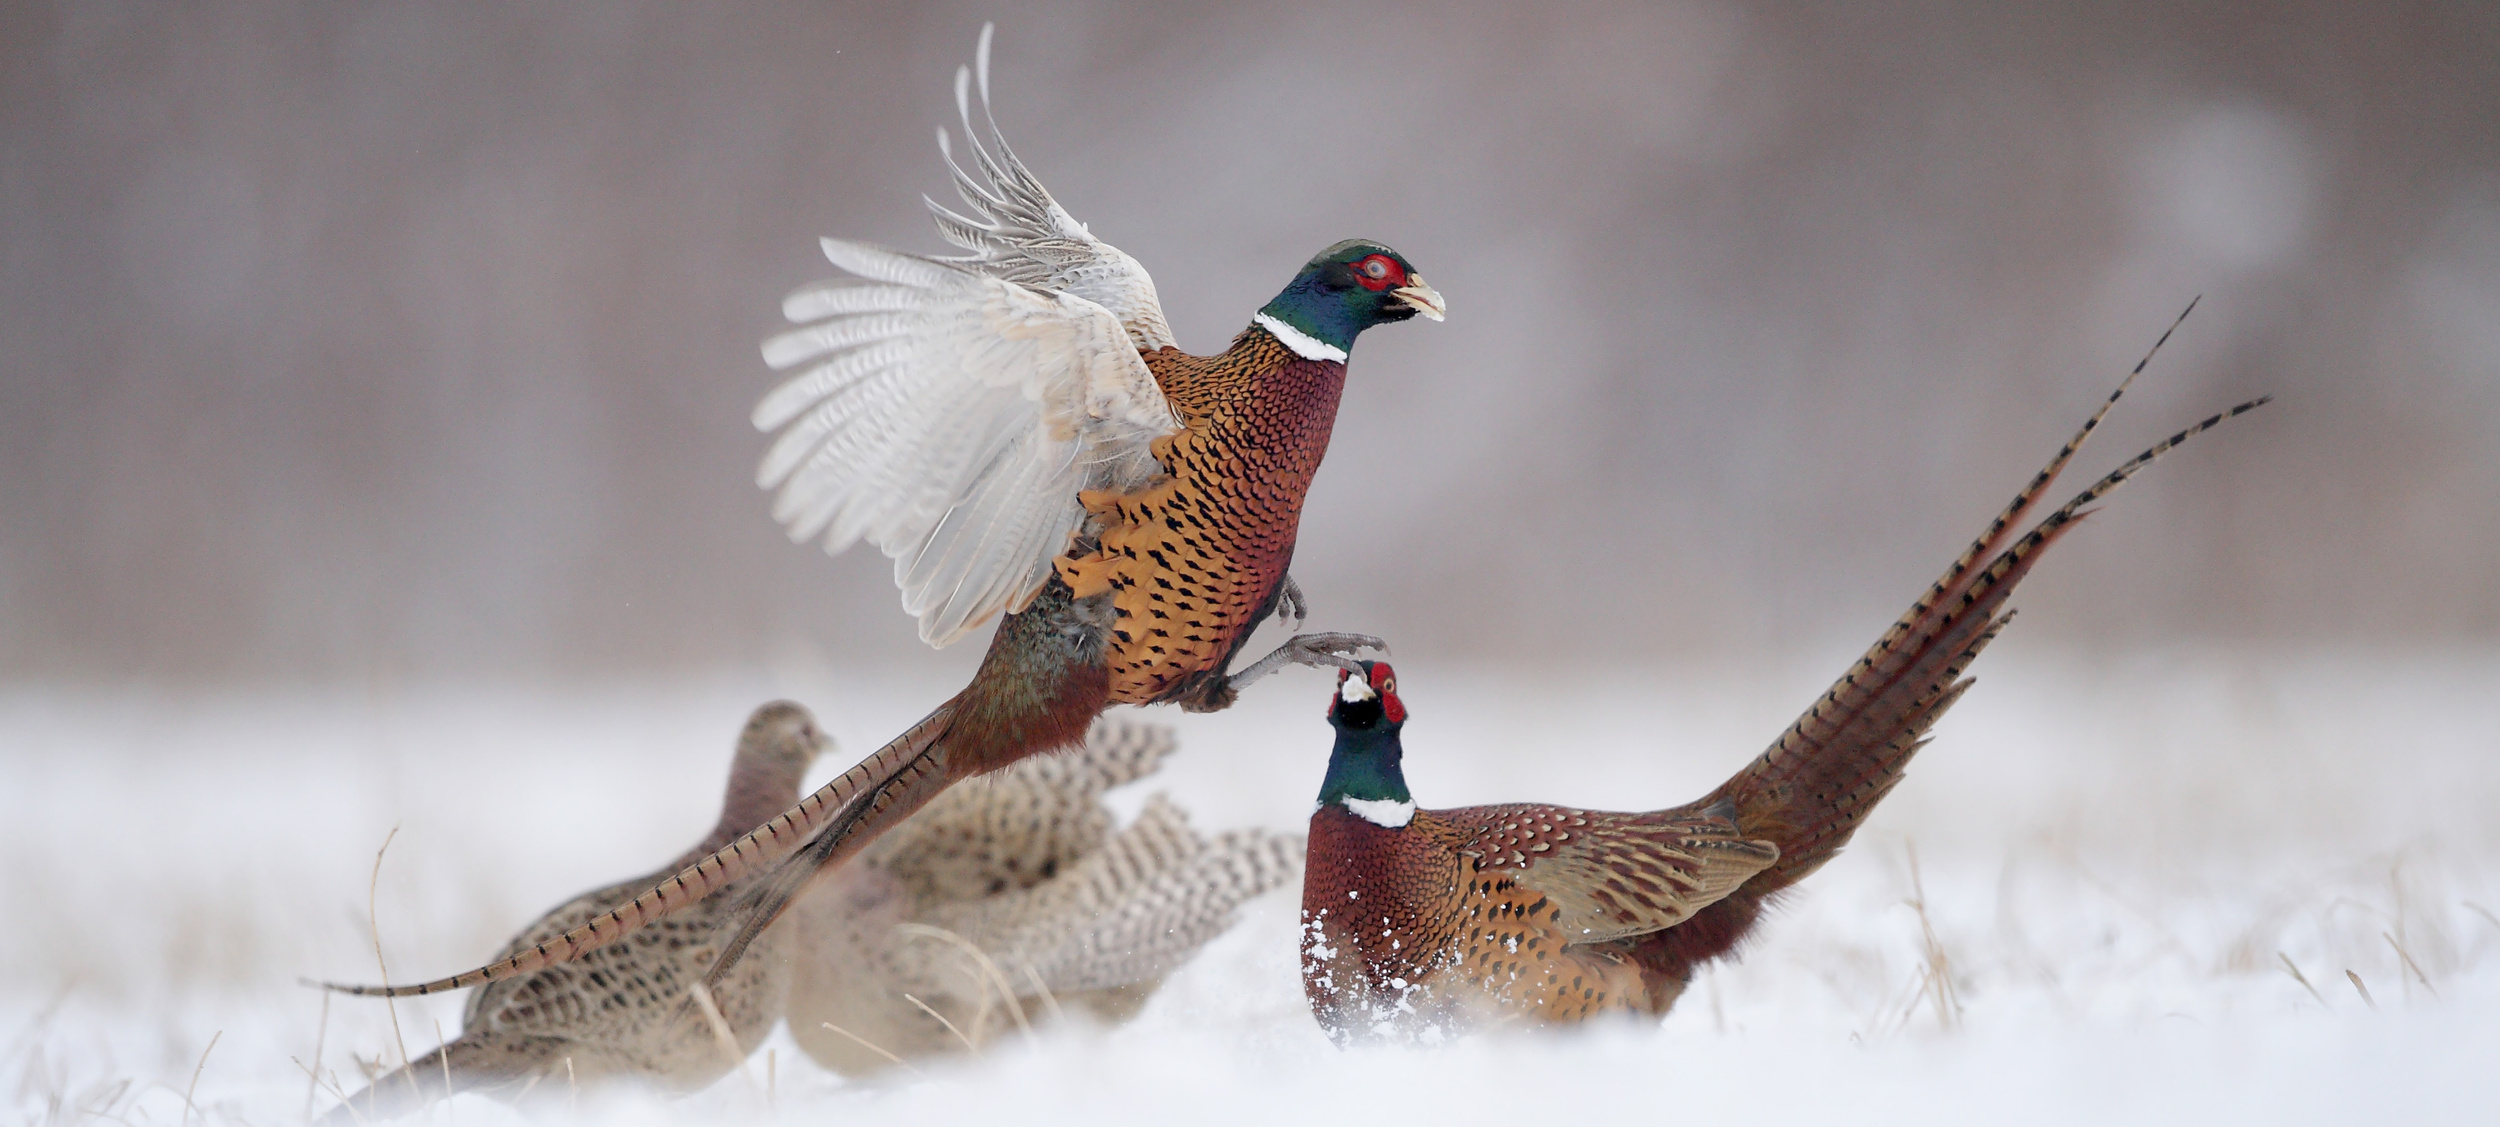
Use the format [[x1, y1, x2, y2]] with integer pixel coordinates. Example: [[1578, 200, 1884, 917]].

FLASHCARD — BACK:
[[786, 716, 1302, 1075], [316, 702, 829, 1121], [1298, 350, 2267, 1043], [333, 24, 1441, 1002]]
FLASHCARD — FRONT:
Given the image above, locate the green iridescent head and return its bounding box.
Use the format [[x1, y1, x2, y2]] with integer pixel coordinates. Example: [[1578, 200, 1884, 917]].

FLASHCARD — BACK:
[[1256, 241, 1445, 361], [1318, 661, 1413, 809]]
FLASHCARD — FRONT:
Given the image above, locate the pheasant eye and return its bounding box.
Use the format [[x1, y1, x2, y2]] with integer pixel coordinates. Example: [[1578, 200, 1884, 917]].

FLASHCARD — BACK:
[[1352, 254, 1402, 291]]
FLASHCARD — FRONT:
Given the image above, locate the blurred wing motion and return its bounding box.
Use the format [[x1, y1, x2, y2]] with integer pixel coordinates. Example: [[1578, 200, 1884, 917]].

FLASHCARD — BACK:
[[757, 24, 1180, 646], [789, 717, 1301, 1074]]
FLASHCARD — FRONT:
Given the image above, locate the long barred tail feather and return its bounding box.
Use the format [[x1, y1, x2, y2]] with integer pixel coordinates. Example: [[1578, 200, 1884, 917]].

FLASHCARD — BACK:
[[316, 702, 961, 999], [697, 725, 967, 990], [1877, 297, 2197, 666], [1704, 319, 2262, 899]]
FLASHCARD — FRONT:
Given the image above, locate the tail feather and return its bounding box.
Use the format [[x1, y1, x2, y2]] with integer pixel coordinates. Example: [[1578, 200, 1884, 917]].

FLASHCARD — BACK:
[[697, 712, 968, 990], [1920, 296, 2197, 615], [1709, 379, 2267, 896], [319, 702, 960, 999]]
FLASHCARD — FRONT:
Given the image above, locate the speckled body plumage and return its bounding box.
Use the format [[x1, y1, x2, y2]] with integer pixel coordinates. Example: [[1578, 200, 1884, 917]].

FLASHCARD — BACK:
[[1300, 336, 2266, 1043], [1063, 332, 1345, 710], [1304, 801, 1773, 1038], [787, 717, 1302, 1075], [341, 30, 1440, 1003], [318, 703, 829, 1121]]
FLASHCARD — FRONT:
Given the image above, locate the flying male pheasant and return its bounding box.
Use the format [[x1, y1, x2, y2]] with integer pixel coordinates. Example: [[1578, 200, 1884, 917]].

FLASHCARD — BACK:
[[341, 25, 1441, 1001], [1298, 353, 2267, 1043], [319, 702, 829, 1121], [787, 716, 1302, 1074]]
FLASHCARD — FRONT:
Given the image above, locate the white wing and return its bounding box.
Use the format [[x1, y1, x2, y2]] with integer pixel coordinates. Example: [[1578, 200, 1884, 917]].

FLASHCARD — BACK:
[[924, 24, 1175, 353], [757, 240, 1178, 646]]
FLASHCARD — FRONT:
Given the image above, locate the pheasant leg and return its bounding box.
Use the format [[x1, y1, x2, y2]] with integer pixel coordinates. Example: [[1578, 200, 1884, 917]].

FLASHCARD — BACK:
[[1227, 631, 1386, 692]]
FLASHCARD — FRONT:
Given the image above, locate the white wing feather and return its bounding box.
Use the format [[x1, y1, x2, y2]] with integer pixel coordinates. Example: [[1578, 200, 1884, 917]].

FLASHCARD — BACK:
[[924, 24, 1175, 353], [757, 240, 1177, 647]]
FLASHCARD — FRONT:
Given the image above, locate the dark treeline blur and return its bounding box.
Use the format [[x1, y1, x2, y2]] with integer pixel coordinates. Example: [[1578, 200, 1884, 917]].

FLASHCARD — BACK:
[[3, 0, 2495, 683]]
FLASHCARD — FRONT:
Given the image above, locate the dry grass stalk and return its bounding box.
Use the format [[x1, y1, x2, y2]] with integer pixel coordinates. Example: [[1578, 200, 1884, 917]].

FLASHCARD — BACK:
[[361, 826, 416, 1109], [2276, 952, 2329, 1009], [815, 1024, 919, 1075], [180, 1030, 220, 1127], [301, 991, 331, 1122], [1904, 843, 1963, 1032], [286, 1056, 365, 1126], [2344, 970, 2376, 1010], [1021, 964, 1067, 1028], [2383, 932, 2436, 998], [895, 923, 1034, 1041], [903, 994, 977, 1055], [432, 1019, 453, 1125], [685, 982, 750, 1085]]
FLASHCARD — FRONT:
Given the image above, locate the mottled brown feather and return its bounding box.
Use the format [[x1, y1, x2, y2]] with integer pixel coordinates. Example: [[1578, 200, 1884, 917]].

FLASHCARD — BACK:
[[1060, 329, 1344, 708]]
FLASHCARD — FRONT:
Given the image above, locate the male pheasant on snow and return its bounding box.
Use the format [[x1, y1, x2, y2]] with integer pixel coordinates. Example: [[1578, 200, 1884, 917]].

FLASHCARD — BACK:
[[786, 717, 1301, 1074], [318, 702, 829, 1120], [353, 24, 1440, 1000], [1298, 352, 2266, 1043]]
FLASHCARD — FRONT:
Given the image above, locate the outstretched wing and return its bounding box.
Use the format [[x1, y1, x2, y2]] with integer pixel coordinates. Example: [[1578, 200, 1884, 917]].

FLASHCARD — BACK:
[[757, 241, 1179, 646], [925, 23, 1175, 353], [1446, 802, 1779, 944]]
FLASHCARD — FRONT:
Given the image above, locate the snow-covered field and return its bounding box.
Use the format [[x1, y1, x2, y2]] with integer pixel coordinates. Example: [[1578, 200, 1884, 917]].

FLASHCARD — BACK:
[[6, 647, 2495, 1125]]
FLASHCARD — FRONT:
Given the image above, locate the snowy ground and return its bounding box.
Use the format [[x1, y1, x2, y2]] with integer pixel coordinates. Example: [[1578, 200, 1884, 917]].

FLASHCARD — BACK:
[[5, 646, 2496, 1125]]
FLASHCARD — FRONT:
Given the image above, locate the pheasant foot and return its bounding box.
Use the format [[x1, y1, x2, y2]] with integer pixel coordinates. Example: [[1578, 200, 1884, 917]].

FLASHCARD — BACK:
[[1230, 632, 1387, 691], [1273, 575, 1309, 631]]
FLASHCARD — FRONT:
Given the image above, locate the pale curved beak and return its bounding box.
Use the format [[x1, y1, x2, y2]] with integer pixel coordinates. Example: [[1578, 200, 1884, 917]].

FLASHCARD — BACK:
[[1391, 277, 1446, 321]]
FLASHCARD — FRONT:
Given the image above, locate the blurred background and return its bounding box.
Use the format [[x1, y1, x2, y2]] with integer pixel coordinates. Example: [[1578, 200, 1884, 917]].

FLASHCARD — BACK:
[[5, 0, 2495, 688], [6, 7, 2499, 1120]]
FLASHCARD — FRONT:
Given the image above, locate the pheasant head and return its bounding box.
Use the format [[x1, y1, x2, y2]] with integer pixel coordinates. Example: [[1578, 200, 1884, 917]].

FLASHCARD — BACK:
[[1317, 661, 1415, 827], [1256, 242, 1445, 361], [703, 701, 834, 856]]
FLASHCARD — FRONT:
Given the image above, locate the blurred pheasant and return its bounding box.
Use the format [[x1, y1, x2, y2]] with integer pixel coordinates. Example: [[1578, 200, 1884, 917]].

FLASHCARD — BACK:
[[1299, 353, 2267, 1043], [349, 24, 1440, 1001], [787, 716, 1301, 1074], [317, 702, 829, 1121]]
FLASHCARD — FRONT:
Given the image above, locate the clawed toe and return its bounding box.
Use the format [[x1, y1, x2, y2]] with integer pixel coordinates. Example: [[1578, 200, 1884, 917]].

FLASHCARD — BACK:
[[1223, 632, 1391, 698], [1283, 632, 1387, 673], [1273, 575, 1310, 631]]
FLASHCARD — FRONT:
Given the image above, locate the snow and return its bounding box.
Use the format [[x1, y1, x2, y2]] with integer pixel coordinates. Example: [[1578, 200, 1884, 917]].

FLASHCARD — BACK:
[[5, 646, 2495, 1124]]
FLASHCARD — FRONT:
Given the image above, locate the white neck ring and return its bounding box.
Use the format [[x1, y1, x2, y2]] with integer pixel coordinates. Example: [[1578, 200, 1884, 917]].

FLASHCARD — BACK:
[[1254, 312, 1348, 363]]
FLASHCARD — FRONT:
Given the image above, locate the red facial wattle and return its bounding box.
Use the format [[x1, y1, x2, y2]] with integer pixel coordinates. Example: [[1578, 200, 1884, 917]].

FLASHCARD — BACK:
[[1352, 253, 1407, 292], [1368, 662, 1407, 723]]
